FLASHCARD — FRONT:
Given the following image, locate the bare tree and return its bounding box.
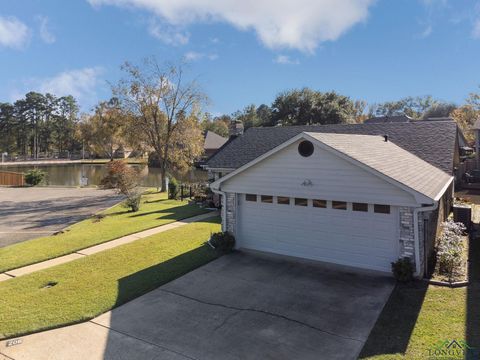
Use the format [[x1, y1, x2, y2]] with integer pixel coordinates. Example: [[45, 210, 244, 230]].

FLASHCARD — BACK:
[[114, 57, 206, 191]]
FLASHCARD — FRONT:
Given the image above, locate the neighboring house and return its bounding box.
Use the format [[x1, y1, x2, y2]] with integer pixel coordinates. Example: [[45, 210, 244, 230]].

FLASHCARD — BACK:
[[204, 131, 228, 159], [207, 120, 465, 277]]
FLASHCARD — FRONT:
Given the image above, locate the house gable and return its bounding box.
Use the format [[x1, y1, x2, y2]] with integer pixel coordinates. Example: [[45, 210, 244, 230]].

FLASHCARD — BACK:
[[218, 138, 419, 207]]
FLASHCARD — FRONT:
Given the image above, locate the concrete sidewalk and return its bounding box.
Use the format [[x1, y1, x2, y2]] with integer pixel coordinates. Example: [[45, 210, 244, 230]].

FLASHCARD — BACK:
[[0, 211, 218, 281]]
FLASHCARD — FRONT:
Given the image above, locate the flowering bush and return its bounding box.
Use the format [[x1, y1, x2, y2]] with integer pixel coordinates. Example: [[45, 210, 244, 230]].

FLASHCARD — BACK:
[[436, 220, 466, 281]]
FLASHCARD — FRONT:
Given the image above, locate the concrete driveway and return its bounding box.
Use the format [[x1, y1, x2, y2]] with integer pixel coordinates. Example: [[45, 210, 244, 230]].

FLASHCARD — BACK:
[[1, 253, 394, 360], [0, 187, 123, 247]]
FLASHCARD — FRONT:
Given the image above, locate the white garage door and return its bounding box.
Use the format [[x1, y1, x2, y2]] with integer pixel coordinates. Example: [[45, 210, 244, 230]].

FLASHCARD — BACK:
[[236, 194, 399, 272]]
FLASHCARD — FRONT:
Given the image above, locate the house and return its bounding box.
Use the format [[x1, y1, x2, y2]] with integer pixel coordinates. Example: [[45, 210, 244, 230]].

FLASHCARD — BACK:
[[206, 120, 465, 277], [203, 131, 228, 158]]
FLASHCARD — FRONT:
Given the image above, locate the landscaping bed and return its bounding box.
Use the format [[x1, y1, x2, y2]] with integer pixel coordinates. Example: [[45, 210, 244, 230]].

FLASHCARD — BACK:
[[0, 218, 221, 339], [0, 191, 210, 273], [429, 235, 469, 285]]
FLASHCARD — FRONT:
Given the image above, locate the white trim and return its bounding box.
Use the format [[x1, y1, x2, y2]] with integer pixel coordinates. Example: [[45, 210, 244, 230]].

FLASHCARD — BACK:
[[211, 132, 452, 203], [433, 177, 454, 201]]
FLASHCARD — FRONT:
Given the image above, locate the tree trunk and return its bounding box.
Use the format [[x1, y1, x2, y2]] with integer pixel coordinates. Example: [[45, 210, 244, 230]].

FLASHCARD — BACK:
[[160, 161, 167, 193]]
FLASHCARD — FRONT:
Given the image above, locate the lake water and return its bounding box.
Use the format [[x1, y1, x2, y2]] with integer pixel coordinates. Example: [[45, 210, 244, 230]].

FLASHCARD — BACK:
[[0, 163, 208, 187]]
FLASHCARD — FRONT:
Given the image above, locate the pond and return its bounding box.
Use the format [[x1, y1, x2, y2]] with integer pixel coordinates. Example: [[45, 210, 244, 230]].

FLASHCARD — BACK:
[[0, 163, 208, 187]]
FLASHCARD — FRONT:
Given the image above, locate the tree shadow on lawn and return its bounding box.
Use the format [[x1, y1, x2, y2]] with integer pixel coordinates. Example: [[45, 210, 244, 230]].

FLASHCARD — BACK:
[[100, 237, 219, 358], [127, 203, 202, 220], [359, 280, 428, 358], [112, 244, 218, 308]]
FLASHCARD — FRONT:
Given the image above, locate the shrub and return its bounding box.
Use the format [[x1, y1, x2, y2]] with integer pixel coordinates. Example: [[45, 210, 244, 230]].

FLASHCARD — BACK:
[[124, 191, 141, 212], [100, 160, 142, 212], [391, 257, 414, 282], [437, 220, 466, 281], [100, 160, 139, 193], [25, 169, 45, 186], [168, 177, 179, 200], [209, 232, 235, 253]]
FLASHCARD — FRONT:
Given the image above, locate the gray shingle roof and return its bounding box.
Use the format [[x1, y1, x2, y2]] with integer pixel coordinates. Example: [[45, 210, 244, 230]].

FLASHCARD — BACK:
[[204, 131, 228, 150], [206, 121, 458, 174], [364, 115, 413, 124], [306, 133, 452, 200]]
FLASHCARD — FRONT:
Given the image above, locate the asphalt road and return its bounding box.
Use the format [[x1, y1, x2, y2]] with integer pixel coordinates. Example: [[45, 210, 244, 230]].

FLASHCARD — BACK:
[[0, 187, 123, 247]]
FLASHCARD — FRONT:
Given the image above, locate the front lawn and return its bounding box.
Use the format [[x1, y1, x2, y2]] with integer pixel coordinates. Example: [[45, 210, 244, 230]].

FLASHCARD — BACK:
[[360, 234, 480, 359], [0, 218, 221, 339], [0, 191, 209, 273]]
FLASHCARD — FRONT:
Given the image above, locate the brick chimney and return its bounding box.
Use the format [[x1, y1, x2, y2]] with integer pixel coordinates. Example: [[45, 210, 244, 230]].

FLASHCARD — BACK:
[[229, 120, 244, 139]]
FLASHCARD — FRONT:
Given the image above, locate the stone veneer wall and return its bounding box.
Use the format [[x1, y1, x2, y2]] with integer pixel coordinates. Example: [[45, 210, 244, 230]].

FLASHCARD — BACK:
[[225, 193, 236, 234], [399, 207, 429, 277], [399, 207, 417, 264]]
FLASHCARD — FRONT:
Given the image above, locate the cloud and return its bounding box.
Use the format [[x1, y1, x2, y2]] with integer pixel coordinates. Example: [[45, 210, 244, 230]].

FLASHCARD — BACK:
[[274, 55, 300, 65], [87, 0, 374, 52], [148, 19, 189, 45], [11, 67, 103, 109], [37, 15, 56, 44], [418, 24, 432, 38], [473, 19, 480, 39], [184, 51, 218, 61], [0, 16, 30, 49]]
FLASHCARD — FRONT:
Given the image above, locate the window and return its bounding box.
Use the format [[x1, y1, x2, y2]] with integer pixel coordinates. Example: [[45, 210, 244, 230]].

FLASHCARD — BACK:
[[298, 140, 314, 157], [332, 201, 347, 210], [295, 198, 308, 206], [277, 196, 290, 205], [261, 195, 273, 203], [374, 204, 390, 214], [313, 199, 327, 208], [353, 203, 368, 212], [245, 194, 257, 202]]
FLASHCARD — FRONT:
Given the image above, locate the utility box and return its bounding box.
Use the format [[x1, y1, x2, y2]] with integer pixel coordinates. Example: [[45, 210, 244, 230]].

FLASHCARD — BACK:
[[453, 204, 472, 230]]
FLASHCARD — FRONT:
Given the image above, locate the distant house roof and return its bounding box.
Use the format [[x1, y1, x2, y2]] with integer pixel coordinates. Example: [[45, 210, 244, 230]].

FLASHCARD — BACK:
[[206, 121, 459, 174], [364, 115, 413, 124], [204, 131, 228, 150], [305, 133, 452, 201]]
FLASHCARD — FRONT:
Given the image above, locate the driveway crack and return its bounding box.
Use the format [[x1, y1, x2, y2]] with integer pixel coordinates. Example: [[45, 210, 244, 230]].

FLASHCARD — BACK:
[[159, 289, 364, 343]]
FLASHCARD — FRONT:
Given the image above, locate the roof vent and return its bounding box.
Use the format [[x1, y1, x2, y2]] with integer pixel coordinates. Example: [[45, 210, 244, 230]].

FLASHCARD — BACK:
[[383, 135, 388, 142]]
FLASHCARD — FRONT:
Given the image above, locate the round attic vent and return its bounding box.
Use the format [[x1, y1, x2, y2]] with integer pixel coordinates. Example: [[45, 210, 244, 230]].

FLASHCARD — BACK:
[[298, 140, 314, 157]]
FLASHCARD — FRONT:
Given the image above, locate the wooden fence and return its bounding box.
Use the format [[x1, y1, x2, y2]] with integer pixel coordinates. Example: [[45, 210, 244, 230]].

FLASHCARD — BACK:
[[0, 171, 25, 186]]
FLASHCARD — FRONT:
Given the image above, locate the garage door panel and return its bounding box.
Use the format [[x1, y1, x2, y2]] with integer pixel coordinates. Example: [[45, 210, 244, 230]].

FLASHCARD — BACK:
[[237, 196, 398, 272]]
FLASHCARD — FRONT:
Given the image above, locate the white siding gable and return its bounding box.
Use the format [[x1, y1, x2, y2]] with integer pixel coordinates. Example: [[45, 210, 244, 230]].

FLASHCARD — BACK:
[[221, 139, 418, 206]]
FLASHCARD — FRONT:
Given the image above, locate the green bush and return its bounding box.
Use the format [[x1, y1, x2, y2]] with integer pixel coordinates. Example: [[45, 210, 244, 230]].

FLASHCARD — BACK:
[[208, 232, 235, 253], [24, 169, 45, 186], [168, 177, 179, 199], [124, 191, 142, 212], [391, 257, 414, 282]]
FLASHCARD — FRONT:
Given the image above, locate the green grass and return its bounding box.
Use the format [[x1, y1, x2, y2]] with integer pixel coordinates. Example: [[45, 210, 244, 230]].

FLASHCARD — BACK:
[[360, 234, 480, 359], [0, 192, 209, 273], [0, 218, 221, 339]]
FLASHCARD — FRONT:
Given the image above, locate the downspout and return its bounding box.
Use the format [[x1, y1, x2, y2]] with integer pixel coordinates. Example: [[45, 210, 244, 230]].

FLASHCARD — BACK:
[[212, 187, 227, 232], [413, 202, 438, 278]]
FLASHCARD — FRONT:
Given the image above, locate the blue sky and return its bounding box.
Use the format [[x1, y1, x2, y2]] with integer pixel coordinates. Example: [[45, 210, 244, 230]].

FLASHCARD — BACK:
[[0, 0, 479, 114]]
